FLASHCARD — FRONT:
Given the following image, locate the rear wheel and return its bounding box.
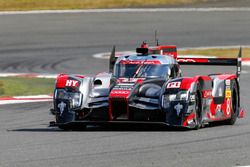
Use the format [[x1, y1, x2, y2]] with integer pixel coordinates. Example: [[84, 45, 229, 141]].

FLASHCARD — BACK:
[[194, 86, 202, 130], [225, 80, 239, 125]]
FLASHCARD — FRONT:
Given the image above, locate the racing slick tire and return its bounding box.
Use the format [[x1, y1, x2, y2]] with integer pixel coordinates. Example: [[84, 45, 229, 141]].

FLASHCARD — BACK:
[[225, 80, 239, 125], [194, 84, 202, 130], [58, 125, 71, 131]]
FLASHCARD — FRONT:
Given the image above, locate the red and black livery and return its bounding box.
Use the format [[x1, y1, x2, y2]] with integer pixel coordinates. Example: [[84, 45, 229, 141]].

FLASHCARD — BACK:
[[51, 43, 245, 130]]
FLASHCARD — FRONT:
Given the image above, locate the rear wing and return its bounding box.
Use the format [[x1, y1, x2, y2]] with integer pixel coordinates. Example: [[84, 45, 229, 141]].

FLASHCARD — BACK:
[[177, 48, 242, 80]]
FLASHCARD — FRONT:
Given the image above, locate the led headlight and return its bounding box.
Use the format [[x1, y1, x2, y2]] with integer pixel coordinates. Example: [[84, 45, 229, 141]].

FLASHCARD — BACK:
[[55, 89, 82, 109], [169, 94, 176, 101], [162, 91, 189, 110], [162, 94, 170, 109], [171, 91, 189, 101], [69, 93, 82, 109], [162, 91, 189, 103], [55, 89, 67, 99]]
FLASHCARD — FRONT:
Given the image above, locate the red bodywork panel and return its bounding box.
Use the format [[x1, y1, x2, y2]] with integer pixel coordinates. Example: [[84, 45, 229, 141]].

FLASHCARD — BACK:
[[56, 74, 84, 89], [108, 78, 145, 120], [56, 74, 69, 88], [180, 76, 211, 90], [177, 73, 243, 125], [109, 90, 130, 121]]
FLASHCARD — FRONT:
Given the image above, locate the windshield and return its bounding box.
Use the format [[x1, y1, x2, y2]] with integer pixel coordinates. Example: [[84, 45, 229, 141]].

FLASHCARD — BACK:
[[114, 64, 170, 78]]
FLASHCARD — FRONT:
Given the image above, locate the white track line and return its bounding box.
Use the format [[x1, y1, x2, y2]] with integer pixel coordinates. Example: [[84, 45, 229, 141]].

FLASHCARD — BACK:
[[12, 95, 52, 99], [0, 73, 57, 78], [0, 95, 53, 105], [0, 99, 51, 105], [0, 99, 52, 105], [243, 61, 250, 66], [1, 8, 250, 15]]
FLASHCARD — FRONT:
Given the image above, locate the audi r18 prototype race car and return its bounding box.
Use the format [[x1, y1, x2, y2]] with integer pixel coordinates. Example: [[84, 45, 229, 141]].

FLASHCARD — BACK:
[[50, 42, 245, 130]]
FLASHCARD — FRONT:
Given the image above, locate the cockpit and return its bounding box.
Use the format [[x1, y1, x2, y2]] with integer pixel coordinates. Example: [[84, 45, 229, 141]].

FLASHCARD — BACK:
[[113, 63, 171, 79]]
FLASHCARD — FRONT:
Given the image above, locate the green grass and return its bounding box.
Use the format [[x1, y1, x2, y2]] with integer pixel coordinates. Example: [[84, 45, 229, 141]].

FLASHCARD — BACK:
[[0, 0, 202, 11], [0, 77, 55, 97], [178, 48, 250, 58]]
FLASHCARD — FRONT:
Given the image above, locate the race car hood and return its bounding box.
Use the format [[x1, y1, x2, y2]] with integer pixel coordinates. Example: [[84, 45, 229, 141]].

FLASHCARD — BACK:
[[109, 78, 145, 99]]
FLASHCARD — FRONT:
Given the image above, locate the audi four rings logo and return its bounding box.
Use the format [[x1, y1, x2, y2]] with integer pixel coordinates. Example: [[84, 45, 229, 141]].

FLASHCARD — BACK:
[[112, 90, 130, 94]]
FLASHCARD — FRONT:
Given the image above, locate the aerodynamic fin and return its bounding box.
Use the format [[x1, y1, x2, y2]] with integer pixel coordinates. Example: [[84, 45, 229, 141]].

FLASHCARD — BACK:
[[237, 47, 242, 80], [109, 45, 116, 73]]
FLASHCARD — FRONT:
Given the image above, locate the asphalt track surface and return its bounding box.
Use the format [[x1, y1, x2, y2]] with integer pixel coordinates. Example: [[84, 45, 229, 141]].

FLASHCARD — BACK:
[[1, 9, 250, 167]]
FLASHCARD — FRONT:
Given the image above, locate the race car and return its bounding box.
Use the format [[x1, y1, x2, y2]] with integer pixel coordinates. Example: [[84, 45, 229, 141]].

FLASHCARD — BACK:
[[50, 42, 245, 130]]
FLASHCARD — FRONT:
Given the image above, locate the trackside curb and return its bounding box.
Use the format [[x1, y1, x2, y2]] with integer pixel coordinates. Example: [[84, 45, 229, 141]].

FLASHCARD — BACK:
[[0, 95, 53, 105], [0, 73, 57, 78]]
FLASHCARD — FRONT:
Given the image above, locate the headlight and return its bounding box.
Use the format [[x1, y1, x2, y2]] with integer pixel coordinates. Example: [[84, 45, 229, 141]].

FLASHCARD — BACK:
[[173, 91, 189, 101], [162, 91, 189, 109], [69, 93, 82, 109], [55, 89, 68, 99], [55, 89, 82, 109], [162, 94, 170, 109], [163, 91, 189, 102]]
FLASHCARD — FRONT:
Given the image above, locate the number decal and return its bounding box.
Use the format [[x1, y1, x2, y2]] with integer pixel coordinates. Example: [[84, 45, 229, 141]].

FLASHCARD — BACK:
[[226, 98, 231, 115], [167, 82, 181, 89]]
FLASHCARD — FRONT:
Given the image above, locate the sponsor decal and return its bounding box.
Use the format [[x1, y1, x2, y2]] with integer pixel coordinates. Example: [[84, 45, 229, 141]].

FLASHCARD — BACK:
[[167, 82, 181, 89], [65, 80, 79, 87], [116, 83, 134, 86], [114, 87, 133, 90], [118, 78, 145, 83], [219, 88, 223, 96], [119, 60, 161, 65], [114, 83, 134, 90], [225, 90, 231, 98], [216, 104, 222, 112], [174, 103, 183, 116], [177, 58, 209, 63], [225, 79, 231, 86], [202, 90, 212, 98], [190, 95, 195, 102], [111, 90, 130, 95], [58, 101, 66, 116], [177, 59, 196, 62]]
